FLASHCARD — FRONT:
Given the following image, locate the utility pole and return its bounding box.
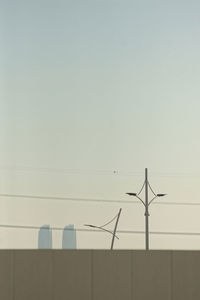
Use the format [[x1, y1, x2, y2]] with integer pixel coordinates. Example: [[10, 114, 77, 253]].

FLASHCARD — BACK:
[[126, 168, 166, 250]]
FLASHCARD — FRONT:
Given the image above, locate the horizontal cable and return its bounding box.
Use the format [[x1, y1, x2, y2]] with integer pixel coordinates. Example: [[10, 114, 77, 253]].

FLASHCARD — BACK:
[[0, 193, 200, 206], [0, 166, 143, 176], [152, 201, 200, 206], [2, 165, 200, 178], [0, 193, 135, 204], [1, 224, 200, 236], [0, 224, 96, 232]]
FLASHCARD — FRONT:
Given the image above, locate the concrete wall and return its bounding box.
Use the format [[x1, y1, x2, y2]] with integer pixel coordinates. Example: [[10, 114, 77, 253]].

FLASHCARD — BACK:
[[0, 250, 200, 300]]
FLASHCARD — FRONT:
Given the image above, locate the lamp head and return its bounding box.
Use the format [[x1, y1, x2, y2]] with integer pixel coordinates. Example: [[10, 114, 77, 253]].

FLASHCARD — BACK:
[[84, 224, 95, 228], [126, 193, 137, 196]]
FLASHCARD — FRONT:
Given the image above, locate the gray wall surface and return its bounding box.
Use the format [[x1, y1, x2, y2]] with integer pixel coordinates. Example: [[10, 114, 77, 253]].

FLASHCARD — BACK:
[[0, 250, 200, 300]]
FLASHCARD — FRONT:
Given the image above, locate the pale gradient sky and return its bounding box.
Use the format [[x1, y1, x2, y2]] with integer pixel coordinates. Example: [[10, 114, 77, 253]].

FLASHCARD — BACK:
[[1, 0, 200, 249]]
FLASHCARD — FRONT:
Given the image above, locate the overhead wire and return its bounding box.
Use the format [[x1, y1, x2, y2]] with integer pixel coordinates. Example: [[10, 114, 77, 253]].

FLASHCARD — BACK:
[[0, 166, 143, 176], [2, 165, 200, 178], [1, 193, 200, 206], [1, 224, 200, 237], [0, 193, 136, 204]]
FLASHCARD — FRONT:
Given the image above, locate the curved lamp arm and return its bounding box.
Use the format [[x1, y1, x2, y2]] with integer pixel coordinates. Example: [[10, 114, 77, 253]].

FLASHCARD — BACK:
[[135, 195, 146, 207], [84, 224, 119, 239], [126, 193, 145, 206], [148, 194, 167, 206], [148, 196, 158, 206]]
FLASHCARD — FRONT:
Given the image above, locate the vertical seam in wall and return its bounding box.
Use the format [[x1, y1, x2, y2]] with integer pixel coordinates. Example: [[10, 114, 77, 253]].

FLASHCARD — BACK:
[[91, 250, 93, 300], [170, 251, 174, 300], [12, 250, 15, 300], [52, 251, 54, 300], [132, 251, 136, 300], [131, 251, 133, 300]]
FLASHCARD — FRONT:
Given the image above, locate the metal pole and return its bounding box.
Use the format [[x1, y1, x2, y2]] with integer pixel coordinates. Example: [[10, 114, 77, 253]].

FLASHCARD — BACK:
[[111, 208, 122, 250], [145, 168, 149, 250]]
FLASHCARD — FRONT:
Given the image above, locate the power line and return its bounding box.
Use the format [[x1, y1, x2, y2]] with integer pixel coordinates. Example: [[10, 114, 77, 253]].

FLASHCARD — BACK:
[[119, 230, 200, 236], [0, 224, 96, 232], [1, 224, 200, 237], [0, 166, 143, 176], [152, 201, 200, 206], [2, 165, 200, 178], [0, 193, 135, 204], [1, 193, 200, 206]]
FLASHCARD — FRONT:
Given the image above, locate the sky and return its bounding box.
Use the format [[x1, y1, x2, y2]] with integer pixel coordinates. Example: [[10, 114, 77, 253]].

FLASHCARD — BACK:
[[1, 0, 200, 249]]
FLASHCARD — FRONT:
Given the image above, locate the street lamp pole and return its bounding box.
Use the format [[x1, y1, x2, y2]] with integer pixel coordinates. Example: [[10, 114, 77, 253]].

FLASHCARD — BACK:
[[111, 208, 122, 250], [145, 168, 149, 250], [85, 208, 122, 250], [126, 168, 166, 250]]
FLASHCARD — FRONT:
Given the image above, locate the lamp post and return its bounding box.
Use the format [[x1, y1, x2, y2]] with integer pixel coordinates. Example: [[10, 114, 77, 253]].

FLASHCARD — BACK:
[[85, 208, 122, 250], [126, 168, 166, 250]]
